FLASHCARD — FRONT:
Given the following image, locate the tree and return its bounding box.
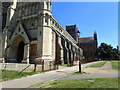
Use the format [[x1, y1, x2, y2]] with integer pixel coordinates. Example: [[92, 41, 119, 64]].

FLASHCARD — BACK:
[[95, 43, 119, 60]]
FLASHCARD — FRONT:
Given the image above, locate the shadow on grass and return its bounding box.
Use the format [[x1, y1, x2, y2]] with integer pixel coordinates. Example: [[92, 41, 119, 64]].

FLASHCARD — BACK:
[[1, 69, 50, 82]]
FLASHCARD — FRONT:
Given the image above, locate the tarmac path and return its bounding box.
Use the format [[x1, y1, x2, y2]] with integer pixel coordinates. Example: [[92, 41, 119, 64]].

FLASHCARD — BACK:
[[1, 61, 100, 88], [59, 61, 118, 80]]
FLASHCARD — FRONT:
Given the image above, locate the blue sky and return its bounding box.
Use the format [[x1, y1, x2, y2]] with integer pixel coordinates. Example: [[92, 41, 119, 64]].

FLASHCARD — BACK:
[[52, 2, 118, 48]]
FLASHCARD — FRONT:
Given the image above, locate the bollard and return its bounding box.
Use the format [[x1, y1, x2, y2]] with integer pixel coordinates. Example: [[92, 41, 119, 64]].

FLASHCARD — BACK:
[[50, 61, 52, 70], [33, 64, 37, 72], [42, 60, 44, 71], [79, 61, 81, 73]]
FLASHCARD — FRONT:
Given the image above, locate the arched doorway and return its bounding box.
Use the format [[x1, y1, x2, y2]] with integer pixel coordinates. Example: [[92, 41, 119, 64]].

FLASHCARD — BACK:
[[17, 41, 25, 63]]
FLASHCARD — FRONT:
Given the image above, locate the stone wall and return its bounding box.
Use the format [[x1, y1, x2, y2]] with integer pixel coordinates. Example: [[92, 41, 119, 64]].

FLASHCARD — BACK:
[[0, 60, 55, 72]]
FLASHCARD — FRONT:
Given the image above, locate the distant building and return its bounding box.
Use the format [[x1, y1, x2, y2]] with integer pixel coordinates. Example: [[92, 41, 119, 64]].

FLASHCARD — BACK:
[[66, 25, 80, 43], [66, 25, 98, 59], [79, 31, 98, 59]]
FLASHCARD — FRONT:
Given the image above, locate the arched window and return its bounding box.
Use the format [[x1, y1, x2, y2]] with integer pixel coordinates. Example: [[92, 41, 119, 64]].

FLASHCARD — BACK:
[[46, 2, 49, 10], [45, 18, 48, 24], [45, 13, 49, 25]]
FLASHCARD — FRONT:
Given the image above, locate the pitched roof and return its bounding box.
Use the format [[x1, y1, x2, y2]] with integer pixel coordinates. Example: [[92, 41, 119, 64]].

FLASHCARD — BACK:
[[79, 37, 94, 43]]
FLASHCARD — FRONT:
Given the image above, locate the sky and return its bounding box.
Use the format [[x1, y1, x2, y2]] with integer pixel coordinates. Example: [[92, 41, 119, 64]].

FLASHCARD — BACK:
[[52, 2, 118, 48]]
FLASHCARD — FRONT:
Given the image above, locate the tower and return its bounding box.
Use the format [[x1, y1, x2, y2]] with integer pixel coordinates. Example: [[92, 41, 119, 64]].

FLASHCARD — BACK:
[[93, 31, 98, 49], [66, 25, 79, 42], [3, 1, 54, 63], [94, 31, 97, 41], [37, 1, 53, 62]]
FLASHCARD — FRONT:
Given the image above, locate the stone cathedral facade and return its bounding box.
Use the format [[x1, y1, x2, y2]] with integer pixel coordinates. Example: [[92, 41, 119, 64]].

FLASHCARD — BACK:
[[1, 1, 83, 65]]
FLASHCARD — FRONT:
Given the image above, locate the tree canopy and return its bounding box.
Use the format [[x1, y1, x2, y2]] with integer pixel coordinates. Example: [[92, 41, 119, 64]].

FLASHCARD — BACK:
[[95, 43, 119, 60]]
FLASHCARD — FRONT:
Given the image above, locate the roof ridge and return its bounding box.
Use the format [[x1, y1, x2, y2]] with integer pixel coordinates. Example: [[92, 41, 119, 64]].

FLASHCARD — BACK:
[[80, 37, 94, 39]]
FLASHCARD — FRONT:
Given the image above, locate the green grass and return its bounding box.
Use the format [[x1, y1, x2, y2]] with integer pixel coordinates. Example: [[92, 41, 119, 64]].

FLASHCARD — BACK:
[[35, 77, 119, 88], [1, 70, 49, 82], [87, 61, 106, 68], [111, 61, 120, 70]]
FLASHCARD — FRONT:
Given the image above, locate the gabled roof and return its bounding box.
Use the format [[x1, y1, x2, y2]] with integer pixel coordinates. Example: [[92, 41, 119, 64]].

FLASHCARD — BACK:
[[79, 37, 94, 43], [9, 22, 37, 41]]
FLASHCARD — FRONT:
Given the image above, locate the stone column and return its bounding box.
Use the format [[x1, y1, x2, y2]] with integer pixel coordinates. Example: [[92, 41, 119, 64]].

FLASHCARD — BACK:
[[37, 14, 52, 62], [48, 2, 50, 10], [43, 15, 45, 25], [58, 36, 64, 65], [68, 42, 73, 66], [26, 44, 30, 64], [23, 44, 30, 64], [80, 48, 83, 60], [3, 29, 8, 63], [65, 40, 70, 66], [78, 48, 81, 61], [71, 45, 74, 65], [72, 46, 75, 61], [76, 47, 79, 61], [74, 47, 77, 61], [23, 45, 27, 63], [48, 16, 50, 26]]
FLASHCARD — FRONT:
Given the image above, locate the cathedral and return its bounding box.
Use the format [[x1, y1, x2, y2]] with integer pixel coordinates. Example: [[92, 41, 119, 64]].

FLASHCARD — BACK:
[[0, 1, 83, 65]]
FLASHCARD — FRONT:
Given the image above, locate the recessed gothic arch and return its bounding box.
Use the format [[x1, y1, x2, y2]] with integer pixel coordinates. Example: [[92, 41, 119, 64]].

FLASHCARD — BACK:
[[17, 41, 25, 63], [11, 35, 25, 63]]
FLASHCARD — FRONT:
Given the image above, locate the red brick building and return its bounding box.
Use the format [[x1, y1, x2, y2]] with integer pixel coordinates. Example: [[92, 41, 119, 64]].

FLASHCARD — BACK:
[[79, 31, 98, 59]]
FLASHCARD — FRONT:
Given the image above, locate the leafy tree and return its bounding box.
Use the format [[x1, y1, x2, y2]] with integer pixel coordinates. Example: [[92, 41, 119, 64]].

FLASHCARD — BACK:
[[95, 43, 119, 60]]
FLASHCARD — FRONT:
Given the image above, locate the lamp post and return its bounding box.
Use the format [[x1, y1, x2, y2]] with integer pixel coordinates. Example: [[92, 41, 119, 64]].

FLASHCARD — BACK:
[[79, 49, 81, 73], [77, 30, 81, 73]]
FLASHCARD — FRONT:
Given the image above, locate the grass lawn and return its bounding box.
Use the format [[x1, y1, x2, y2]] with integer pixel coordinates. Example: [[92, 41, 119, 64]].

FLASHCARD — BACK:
[[35, 77, 119, 88], [87, 61, 106, 68], [111, 61, 120, 70], [1, 70, 48, 82]]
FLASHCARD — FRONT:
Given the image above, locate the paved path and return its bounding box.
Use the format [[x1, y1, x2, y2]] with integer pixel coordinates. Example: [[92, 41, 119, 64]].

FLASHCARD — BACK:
[[100, 61, 112, 70], [84, 61, 118, 74], [1, 61, 100, 88], [59, 73, 118, 80], [59, 61, 118, 80]]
